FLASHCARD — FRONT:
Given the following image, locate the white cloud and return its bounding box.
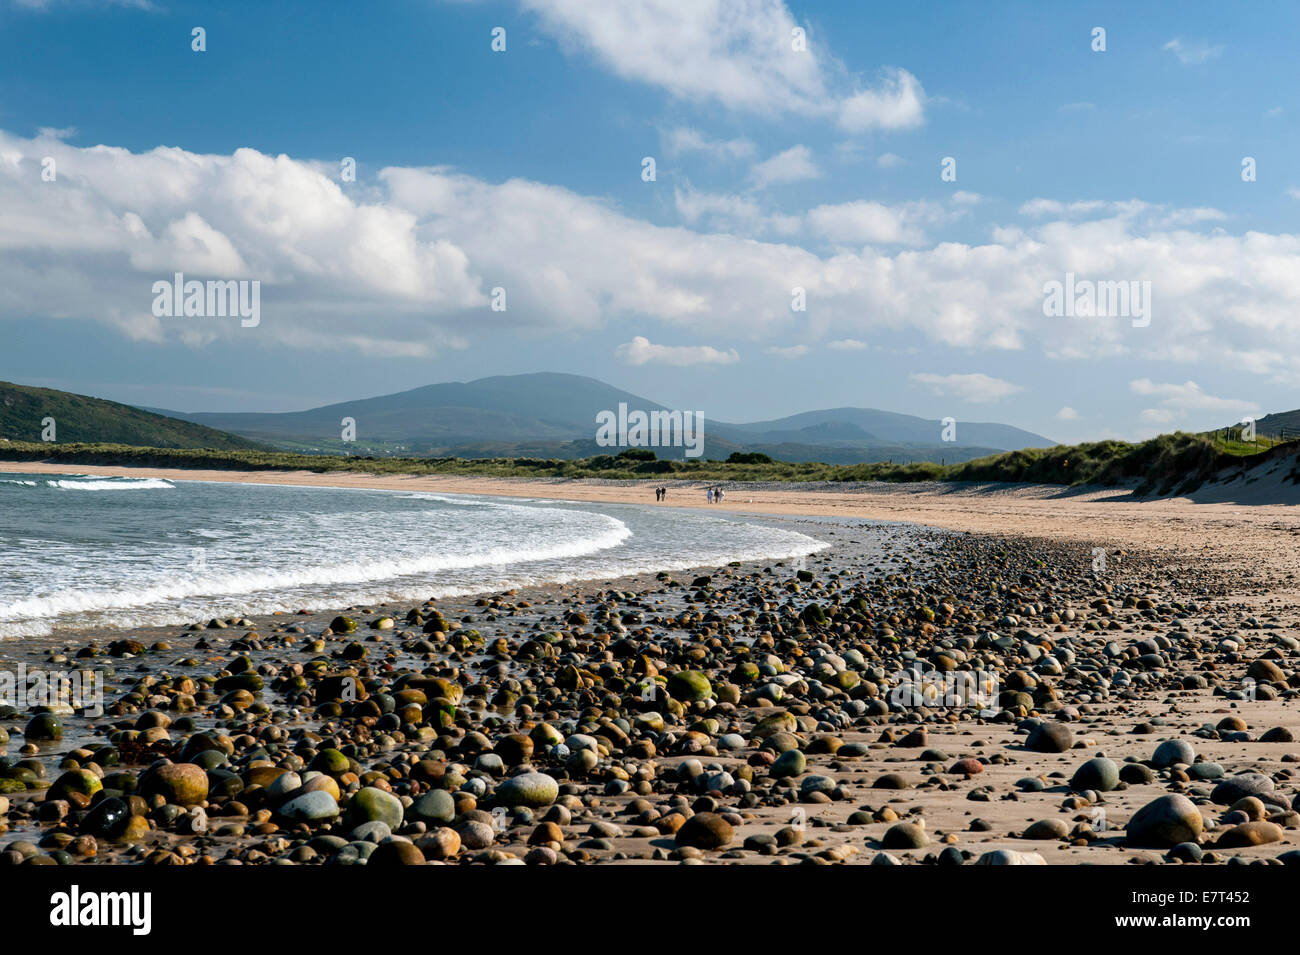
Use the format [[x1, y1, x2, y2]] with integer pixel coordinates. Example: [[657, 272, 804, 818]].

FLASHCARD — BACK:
[[663, 127, 755, 161], [806, 197, 970, 246], [876, 153, 906, 168], [1162, 38, 1224, 65], [615, 335, 739, 366], [1130, 379, 1259, 423], [674, 186, 763, 230], [9, 131, 1300, 378], [511, 0, 925, 129], [837, 67, 926, 131], [764, 344, 809, 358], [672, 185, 802, 237], [750, 145, 819, 188], [1019, 198, 1145, 219], [827, 338, 867, 350], [1056, 406, 1079, 420], [910, 372, 1023, 403], [806, 200, 925, 245]]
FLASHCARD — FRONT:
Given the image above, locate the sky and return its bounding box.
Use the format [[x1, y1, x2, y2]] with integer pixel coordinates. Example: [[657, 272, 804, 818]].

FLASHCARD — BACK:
[[1, 0, 1298, 441]]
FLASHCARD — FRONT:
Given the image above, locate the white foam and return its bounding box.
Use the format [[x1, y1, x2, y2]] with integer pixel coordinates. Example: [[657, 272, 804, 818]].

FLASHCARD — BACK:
[[44, 478, 175, 491], [0, 516, 631, 625]]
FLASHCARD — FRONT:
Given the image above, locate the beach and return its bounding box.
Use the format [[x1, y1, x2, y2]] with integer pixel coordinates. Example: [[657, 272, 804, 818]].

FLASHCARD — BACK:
[[2, 463, 1299, 866]]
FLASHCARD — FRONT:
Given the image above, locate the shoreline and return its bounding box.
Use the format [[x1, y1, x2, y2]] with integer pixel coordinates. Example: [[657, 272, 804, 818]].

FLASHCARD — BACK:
[[5, 459, 1300, 582]]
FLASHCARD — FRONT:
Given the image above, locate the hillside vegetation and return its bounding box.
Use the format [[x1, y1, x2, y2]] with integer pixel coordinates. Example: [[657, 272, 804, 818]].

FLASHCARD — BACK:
[[1, 431, 1294, 495], [0, 381, 266, 450]]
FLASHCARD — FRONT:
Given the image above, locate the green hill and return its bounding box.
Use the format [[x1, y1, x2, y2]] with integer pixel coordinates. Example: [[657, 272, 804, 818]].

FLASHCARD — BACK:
[[0, 381, 267, 450], [148, 371, 1053, 463]]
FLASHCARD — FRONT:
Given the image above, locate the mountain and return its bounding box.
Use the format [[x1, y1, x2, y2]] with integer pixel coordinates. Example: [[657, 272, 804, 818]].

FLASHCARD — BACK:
[[148, 373, 671, 452], [0, 381, 265, 450], [713, 407, 1049, 452], [150, 372, 1054, 462]]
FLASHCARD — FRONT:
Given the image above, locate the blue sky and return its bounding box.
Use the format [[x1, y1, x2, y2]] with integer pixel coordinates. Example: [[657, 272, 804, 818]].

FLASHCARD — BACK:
[[2, 0, 1298, 441]]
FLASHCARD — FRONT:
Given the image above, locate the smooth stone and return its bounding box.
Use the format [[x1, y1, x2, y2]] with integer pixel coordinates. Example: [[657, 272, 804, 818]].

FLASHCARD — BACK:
[[675, 812, 733, 850], [344, 787, 404, 829], [1151, 739, 1196, 769], [1126, 794, 1204, 848], [1216, 821, 1283, 848], [770, 749, 806, 779], [1211, 774, 1274, 805], [349, 821, 392, 843], [975, 849, 1046, 865], [1166, 842, 1204, 864], [1024, 818, 1069, 840], [278, 790, 340, 823], [1026, 723, 1073, 753], [367, 840, 425, 866], [141, 763, 208, 806], [415, 827, 461, 860], [881, 822, 928, 850], [496, 771, 559, 808], [1070, 757, 1119, 792], [667, 670, 712, 702], [410, 789, 455, 825]]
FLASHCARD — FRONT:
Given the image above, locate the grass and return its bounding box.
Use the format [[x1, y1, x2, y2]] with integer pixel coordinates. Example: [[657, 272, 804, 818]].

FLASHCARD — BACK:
[[1, 429, 1294, 495]]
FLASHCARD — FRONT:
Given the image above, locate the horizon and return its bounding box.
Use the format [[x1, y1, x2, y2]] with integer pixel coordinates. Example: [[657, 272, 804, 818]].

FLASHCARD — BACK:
[[2, 0, 1297, 446]]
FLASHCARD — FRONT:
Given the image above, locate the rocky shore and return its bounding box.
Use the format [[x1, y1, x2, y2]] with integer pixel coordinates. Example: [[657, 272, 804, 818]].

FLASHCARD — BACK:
[[2, 515, 1299, 866]]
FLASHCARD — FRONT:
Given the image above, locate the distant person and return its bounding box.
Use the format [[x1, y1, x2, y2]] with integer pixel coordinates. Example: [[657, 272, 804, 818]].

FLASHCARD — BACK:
[[707, 487, 713, 504], [716, 487, 724, 503]]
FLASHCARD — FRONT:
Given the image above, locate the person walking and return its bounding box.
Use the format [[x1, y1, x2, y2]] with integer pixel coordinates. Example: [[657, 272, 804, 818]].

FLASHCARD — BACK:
[[707, 487, 713, 504]]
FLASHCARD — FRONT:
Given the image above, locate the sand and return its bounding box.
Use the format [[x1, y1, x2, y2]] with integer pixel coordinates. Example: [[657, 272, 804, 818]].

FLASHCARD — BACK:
[[3, 459, 1300, 866]]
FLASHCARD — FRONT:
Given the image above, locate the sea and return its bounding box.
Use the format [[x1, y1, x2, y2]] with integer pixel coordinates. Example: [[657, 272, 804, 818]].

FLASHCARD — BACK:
[[0, 473, 828, 639]]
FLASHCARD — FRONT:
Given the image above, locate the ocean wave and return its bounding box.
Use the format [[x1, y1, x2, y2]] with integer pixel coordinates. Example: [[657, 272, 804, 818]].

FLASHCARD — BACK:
[[0, 515, 631, 625], [43, 478, 175, 490]]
